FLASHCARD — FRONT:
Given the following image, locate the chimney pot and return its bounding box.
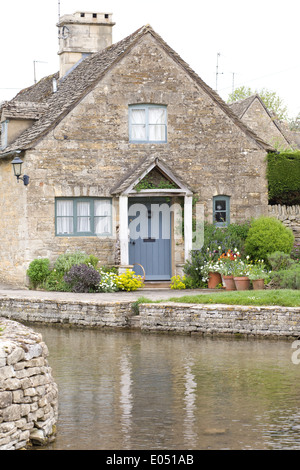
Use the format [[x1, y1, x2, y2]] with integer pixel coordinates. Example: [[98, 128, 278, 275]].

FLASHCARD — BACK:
[[57, 11, 115, 78]]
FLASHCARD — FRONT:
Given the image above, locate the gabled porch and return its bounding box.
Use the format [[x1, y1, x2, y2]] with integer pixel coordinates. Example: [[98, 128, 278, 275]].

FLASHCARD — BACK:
[[111, 157, 194, 280]]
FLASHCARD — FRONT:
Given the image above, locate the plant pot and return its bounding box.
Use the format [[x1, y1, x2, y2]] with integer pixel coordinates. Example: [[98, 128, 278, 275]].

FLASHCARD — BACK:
[[222, 275, 236, 291], [208, 272, 222, 289], [234, 276, 250, 290], [252, 279, 265, 290]]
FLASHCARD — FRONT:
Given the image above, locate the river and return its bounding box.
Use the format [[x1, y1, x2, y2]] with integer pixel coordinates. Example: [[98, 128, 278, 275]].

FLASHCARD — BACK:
[[32, 325, 300, 450]]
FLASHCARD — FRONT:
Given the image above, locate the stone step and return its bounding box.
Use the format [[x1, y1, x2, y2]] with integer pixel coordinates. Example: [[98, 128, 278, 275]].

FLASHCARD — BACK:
[[143, 281, 171, 289]]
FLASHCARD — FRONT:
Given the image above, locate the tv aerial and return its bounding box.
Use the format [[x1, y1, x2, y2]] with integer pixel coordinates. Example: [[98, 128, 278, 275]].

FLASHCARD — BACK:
[[57, 0, 70, 40]]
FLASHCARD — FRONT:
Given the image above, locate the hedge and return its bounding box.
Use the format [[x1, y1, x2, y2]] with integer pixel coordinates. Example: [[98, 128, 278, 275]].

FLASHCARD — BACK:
[[267, 151, 300, 205]]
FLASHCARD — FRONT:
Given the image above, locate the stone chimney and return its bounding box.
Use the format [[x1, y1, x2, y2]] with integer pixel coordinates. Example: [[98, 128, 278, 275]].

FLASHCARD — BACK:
[[57, 12, 115, 78]]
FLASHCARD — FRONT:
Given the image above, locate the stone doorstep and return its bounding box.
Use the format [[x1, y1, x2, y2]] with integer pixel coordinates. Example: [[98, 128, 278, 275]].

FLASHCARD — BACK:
[[143, 281, 171, 288]]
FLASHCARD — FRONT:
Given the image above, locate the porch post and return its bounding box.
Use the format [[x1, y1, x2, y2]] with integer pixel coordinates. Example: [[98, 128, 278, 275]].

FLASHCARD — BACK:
[[184, 195, 193, 261], [119, 195, 129, 265]]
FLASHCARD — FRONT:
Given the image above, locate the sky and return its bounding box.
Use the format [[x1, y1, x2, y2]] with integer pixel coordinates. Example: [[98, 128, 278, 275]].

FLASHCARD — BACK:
[[1, 0, 299, 119]]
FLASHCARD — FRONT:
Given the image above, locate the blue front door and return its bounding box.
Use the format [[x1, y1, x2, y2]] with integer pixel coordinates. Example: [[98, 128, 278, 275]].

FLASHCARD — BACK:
[[128, 198, 171, 280]]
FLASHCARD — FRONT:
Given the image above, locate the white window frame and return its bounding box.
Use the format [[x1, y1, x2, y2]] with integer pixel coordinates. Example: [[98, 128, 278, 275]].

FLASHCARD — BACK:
[[55, 198, 112, 236], [129, 104, 167, 143]]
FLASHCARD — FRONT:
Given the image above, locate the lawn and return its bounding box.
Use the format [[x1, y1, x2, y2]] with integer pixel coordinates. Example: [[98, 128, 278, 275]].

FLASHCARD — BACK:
[[165, 289, 300, 307]]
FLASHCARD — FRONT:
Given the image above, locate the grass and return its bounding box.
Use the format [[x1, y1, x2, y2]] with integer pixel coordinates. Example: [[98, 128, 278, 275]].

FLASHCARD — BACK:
[[136, 290, 300, 308], [167, 289, 300, 307]]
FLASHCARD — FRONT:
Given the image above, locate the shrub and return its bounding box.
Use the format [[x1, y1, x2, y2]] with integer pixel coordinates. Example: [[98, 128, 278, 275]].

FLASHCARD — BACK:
[[27, 258, 51, 288], [44, 270, 72, 292], [268, 251, 295, 271], [245, 217, 294, 264], [199, 222, 250, 257], [64, 264, 101, 293], [84, 254, 99, 269], [267, 151, 300, 205], [54, 251, 99, 274], [115, 269, 143, 292], [270, 264, 300, 289]]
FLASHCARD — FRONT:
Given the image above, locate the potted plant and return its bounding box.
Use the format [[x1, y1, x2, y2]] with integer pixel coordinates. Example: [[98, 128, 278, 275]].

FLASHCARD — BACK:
[[218, 249, 241, 291], [248, 261, 268, 290], [218, 262, 235, 290], [201, 260, 222, 288], [232, 260, 251, 290]]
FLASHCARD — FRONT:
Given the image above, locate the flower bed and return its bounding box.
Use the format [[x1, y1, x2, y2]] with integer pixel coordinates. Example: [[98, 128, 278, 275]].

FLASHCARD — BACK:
[[26, 251, 143, 293]]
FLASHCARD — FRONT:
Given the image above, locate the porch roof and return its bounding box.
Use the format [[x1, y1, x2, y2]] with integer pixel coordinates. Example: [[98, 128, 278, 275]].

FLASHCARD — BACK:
[[110, 156, 193, 196]]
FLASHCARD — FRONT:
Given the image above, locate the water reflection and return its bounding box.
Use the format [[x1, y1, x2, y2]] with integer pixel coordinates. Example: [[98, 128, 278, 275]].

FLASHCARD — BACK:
[[183, 361, 197, 447], [31, 325, 300, 450], [119, 351, 133, 445]]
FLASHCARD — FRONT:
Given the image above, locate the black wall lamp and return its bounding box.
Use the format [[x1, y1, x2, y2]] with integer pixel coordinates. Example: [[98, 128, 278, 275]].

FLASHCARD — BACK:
[[11, 156, 30, 186]]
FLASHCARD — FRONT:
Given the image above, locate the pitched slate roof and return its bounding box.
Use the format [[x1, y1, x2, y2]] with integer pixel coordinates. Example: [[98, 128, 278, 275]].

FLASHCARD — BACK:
[[229, 94, 257, 118], [12, 72, 59, 104], [0, 25, 274, 157]]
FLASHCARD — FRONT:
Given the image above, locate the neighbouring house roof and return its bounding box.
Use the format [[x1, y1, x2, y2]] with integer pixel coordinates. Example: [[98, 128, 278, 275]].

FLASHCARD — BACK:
[[12, 72, 59, 104], [0, 25, 275, 158], [229, 94, 295, 148], [229, 94, 257, 118], [0, 72, 57, 126], [1, 101, 49, 121]]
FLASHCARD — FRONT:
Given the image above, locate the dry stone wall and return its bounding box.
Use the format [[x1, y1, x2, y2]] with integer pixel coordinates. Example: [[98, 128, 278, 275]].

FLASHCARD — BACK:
[[139, 303, 300, 338], [0, 297, 133, 327], [268, 204, 300, 244], [0, 319, 58, 450], [0, 296, 299, 338]]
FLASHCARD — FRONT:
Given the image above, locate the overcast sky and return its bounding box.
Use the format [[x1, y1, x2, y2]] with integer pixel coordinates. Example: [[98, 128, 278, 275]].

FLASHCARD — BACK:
[[1, 0, 299, 118]]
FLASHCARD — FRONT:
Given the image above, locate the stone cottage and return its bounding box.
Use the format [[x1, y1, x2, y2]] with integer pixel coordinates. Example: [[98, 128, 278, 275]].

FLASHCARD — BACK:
[[0, 12, 274, 286]]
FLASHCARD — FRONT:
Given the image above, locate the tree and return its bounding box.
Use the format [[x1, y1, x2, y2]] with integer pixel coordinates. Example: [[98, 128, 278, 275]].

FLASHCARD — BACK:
[[227, 86, 288, 121], [289, 112, 300, 131]]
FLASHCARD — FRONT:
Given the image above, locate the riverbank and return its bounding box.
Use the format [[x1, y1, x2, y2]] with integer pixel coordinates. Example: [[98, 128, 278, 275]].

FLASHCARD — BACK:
[[0, 286, 299, 338]]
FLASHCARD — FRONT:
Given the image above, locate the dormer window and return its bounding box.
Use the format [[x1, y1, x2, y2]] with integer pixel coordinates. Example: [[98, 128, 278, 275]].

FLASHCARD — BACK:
[[129, 105, 167, 143]]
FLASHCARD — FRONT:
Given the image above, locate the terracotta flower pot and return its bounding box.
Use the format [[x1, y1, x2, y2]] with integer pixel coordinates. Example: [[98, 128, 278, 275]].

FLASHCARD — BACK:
[[234, 276, 250, 290], [222, 275, 236, 291], [252, 279, 265, 290], [207, 272, 222, 289]]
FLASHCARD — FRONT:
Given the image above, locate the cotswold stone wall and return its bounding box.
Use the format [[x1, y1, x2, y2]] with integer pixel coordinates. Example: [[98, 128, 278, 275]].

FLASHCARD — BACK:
[[139, 303, 300, 338], [268, 204, 300, 244], [0, 319, 58, 450], [0, 298, 133, 327], [0, 296, 299, 338]]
